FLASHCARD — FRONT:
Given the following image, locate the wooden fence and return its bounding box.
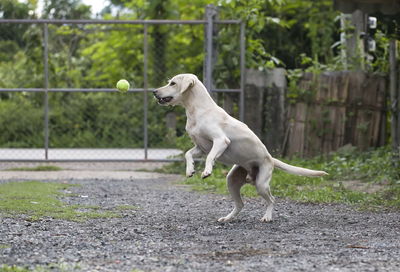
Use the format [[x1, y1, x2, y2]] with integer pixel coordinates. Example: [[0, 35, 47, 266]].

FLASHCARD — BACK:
[[284, 71, 387, 157], [166, 69, 387, 158]]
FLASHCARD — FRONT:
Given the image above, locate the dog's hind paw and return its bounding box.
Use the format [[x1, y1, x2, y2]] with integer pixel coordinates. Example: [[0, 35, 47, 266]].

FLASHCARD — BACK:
[[218, 216, 233, 222], [260, 216, 272, 223]]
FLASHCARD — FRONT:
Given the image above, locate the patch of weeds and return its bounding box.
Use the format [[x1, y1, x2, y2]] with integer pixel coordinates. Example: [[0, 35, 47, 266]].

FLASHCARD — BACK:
[[46, 262, 81, 272], [0, 262, 81, 272], [0, 265, 29, 272], [321, 145, 399, 183], [378, 185, 400, 209], [5, 165, 63, 171], [134, 168, 156, 173], [0, 244, 10, 249], [0, 181, 119, 221], [270, 173, 372, 205]]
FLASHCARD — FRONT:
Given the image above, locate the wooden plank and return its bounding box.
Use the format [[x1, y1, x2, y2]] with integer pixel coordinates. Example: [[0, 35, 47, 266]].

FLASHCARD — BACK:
[[305, 104, 322, 157], [332, 106, 346, 150], [340, 71, 350, 102], [371, 110, 382, 146], [389, 39, 399, 155], [355, 109, 374, 150], [286, 103, 307, 157]]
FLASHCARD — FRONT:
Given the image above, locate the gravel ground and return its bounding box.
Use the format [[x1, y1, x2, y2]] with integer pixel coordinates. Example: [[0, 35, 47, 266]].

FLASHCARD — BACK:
[[1, 170, 400, 272]]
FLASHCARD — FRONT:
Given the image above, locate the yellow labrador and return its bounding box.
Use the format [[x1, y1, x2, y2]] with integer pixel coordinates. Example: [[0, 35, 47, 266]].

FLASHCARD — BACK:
[[154, 73, 327, 222]]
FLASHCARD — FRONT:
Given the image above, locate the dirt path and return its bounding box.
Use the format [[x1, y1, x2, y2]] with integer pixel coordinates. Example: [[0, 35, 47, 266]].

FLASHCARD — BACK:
[[1, 171, 400, 271]]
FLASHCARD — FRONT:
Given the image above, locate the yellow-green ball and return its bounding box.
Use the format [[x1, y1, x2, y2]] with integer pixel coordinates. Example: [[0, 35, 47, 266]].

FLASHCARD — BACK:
[[116, 79, 130, 92]]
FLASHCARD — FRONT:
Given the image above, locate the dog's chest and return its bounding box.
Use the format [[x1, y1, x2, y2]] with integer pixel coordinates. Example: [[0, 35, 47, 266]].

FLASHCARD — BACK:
[[186, 122, 212, 153]]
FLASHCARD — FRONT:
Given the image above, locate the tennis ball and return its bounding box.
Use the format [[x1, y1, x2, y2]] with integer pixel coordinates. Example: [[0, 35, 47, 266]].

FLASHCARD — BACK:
[[116, 79, 130, 93]]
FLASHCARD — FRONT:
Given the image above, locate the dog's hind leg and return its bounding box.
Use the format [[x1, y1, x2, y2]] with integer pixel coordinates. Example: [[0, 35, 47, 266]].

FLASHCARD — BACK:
[[255, 160, 275, 222], [218, 165, 247, 222]]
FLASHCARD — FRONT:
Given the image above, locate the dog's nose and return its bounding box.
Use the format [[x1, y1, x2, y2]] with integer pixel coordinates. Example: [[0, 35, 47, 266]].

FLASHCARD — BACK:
[[153, 89, 158, 96]]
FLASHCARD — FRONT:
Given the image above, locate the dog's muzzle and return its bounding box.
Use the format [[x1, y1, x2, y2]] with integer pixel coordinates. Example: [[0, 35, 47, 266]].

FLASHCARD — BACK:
[[154, 94, 173, 104], [153, 89, 173, 104], [159, 96, 173, 104]]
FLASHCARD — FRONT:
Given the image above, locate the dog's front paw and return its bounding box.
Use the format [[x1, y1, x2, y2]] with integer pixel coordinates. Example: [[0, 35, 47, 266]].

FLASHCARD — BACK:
[[186, 169, 195, 177], [201, 170, 212, 179]]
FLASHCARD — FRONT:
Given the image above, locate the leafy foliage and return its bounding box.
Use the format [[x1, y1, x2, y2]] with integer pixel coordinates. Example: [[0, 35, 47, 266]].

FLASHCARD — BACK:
[[0, 93, 44, 147]]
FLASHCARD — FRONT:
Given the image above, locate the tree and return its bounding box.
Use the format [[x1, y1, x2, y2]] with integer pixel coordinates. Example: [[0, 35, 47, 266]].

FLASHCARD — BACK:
[[42, 0, 91, 19], [0, 0, 35, 46]]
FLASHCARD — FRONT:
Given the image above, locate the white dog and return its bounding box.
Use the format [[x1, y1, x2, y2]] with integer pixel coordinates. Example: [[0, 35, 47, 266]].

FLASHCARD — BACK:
[[154, 73, 327, 222]]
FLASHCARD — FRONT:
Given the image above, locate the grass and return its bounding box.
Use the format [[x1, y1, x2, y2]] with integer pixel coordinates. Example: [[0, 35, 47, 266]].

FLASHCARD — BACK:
[[0, 181, 121, 221], [4, 165, 63, 171], [158, 146, 400, 209], [0, 265, 29, 272]]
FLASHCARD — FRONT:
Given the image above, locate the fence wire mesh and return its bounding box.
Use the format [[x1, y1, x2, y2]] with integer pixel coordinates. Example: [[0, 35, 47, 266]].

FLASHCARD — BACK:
[[0, 19, 243, 161]]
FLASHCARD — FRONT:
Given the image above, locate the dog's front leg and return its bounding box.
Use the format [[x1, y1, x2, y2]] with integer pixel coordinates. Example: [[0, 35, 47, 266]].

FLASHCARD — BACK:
[[185, 145, 203, 177], [202, 137, 230, 179]]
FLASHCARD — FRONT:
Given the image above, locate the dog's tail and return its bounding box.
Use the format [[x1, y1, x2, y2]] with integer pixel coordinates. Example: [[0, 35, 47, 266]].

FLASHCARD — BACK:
[[272, 158, 328, 177]]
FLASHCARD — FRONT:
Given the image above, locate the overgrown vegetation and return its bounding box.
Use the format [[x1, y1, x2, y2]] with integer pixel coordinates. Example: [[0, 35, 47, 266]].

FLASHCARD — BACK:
[[160, 145, 400, 209], [0, 181, 122, 221]]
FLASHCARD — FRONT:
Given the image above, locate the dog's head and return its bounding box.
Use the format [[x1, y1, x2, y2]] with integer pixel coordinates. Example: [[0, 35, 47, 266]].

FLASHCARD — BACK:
[[153, 74, 198, 106]]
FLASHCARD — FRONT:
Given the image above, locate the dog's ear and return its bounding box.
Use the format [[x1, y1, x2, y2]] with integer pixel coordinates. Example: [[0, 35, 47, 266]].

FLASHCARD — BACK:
[[180, 74, 197, 93]]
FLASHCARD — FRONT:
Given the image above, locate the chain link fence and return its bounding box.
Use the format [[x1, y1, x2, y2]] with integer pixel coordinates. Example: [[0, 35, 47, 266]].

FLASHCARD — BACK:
[[0, 16, 244, 162]]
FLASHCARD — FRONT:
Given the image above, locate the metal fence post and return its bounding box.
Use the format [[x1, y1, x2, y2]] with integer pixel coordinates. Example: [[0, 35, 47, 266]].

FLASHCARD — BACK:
[[43, 23, 49, 160], [204, 4, 217, 93], [239, 21, 246, 122], [143, 24, 149, 160]]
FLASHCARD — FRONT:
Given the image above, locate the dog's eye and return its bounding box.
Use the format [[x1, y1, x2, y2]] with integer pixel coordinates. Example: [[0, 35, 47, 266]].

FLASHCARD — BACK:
[[170, 82, 176, 86]]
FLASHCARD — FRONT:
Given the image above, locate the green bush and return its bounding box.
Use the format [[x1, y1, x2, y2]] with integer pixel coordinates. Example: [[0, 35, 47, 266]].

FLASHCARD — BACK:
[[0, 94, 44, 147]]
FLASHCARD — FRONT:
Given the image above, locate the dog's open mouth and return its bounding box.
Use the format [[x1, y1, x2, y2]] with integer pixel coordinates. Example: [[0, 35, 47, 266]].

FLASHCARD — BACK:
[[157, 96, 173, 104]]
